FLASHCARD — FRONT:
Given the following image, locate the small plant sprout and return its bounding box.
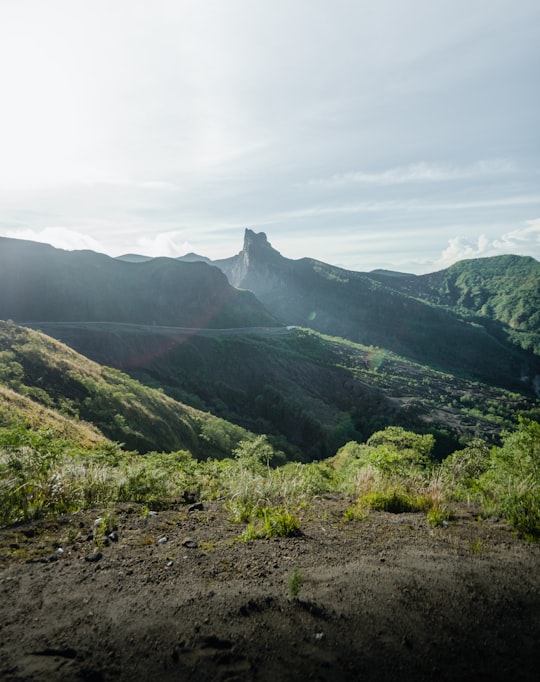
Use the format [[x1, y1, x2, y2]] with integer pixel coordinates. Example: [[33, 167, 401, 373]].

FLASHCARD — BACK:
[[469, 538, 483, 555], [288, 567, 304, 599]]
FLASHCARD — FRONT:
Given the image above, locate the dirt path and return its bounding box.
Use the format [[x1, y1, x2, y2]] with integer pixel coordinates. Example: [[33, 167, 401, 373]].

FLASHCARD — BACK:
[[1, 496, 539, 681]]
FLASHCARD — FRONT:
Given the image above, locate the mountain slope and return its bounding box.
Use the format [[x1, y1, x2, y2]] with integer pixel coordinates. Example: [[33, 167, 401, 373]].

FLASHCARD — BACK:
[[371, 255, 540, 354], [212, 230, 539, 393], [0, 237, 278, 328], [26, 322, 539, 460], [0, 321, 251, 457]]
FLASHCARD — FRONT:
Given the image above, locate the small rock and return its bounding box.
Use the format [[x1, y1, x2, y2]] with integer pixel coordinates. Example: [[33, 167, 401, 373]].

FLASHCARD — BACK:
[[402, 636, 413, 649], [55, 547, 64, 555], [93, 518, 103, 527], [188, 502, 204, 513], [314, 632, 325, 642], [166, 560, 174, 567], [157, 536, 168, 545], [85, 552, 103, 563], [182, 538, 198, 549], [148, 511, 158, 516], [108, 532, 119, 542]]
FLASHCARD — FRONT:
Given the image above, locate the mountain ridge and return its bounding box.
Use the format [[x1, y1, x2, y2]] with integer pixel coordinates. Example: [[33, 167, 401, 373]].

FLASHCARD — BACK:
[[0, 236, 278, 329], [208, 230, 539, 393]]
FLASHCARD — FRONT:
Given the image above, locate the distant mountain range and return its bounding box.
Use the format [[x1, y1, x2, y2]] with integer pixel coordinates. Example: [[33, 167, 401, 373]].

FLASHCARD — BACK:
[[202, 230, 539, 392], [0, 236, 277, 328], [0, 231, 538, 459]]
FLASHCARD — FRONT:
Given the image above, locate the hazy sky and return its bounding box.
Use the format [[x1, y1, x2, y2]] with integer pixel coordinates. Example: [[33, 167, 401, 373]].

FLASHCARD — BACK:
[[1, 0, 539, 273]]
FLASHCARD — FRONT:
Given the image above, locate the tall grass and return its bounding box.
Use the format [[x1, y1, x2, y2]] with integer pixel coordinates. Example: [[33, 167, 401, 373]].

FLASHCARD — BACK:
[[1, 420, 538, 541]]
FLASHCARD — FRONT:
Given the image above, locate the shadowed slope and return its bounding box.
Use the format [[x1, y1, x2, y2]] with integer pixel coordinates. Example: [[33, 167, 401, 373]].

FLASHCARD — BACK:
[[0, 237, 278, 329], [213, 230, 539, 393]]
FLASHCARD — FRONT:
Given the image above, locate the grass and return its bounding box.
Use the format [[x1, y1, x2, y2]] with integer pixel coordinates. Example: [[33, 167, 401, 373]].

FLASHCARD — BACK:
[[469, 538, 483, 555], [1, 419, 539, 544], [357, 489, 433, 514], [426, 505, 453, 527], [238, 507, 301, 542], [288, 568, 304, 599]]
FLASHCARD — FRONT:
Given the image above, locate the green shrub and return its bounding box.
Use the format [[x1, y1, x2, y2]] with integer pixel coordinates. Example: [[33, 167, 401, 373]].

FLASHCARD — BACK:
[[238, 506, 301, 541], [261, 506, 301, 538], [288, 567, 304, 599], [426, 505, 453, 527], [342, 504, 368, 522], [358, 488, 433, 514], [478, 418, 540, 539]]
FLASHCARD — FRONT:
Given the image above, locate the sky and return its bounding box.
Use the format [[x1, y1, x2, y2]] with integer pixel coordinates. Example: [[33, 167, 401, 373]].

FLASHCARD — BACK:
[[0, 0, 539, 274]]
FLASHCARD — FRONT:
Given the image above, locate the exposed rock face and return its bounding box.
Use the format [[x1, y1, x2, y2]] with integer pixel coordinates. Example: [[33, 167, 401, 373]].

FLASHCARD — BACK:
[[215, 229, 286, 294], [210, 231, 540, 393]]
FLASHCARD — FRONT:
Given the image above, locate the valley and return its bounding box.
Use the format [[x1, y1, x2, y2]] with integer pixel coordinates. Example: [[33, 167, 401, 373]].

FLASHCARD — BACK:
[[0, 233, 539, 681]]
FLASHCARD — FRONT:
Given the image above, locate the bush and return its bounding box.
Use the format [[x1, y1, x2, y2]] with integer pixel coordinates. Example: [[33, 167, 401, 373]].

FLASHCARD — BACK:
[[358, 488, 433, 514], [478, 418, 540, 539], [239, 506, 301, 541]]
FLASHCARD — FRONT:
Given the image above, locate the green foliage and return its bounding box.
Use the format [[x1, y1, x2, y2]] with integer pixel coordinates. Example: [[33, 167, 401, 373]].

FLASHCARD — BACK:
[[426, 505, 453, 527], [342, 504, 368, 522], [335, 427, 435, 486], [358, 488, 433, 514], [0, 321, 252, 457], [0, 422, 196, 525], [261, 506, 301, 538], [1, 398, 538, 546], [239, 506, 301, 541], [233, 435, 276, 473], [469, 538, 483, 555], [288, 567, 304, 599], [441, 438, 491, 496], [478, 418, 540, 539], [367, 427, 435, 459]]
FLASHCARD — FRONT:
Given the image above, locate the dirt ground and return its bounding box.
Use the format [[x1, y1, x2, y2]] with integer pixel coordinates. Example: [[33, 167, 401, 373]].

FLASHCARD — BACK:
[[1, 495, 539, 681]]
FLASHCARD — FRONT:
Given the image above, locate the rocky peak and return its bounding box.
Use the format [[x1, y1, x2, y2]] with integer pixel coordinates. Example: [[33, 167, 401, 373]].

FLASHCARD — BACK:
[[242, 229, 279, 257]]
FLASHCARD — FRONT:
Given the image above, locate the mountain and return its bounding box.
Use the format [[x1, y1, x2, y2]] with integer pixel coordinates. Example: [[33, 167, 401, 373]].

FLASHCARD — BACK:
[[370, 255, 540, 354], [24, 321, 539, 460], [115, 253, 153, 263], [0, 237, 278, 329], [177, 252, 214, 265], [211, 230, 539, 394], [0, 321, 251, 457]]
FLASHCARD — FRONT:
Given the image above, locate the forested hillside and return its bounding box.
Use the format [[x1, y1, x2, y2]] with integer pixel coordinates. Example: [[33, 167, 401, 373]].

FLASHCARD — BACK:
[[0, 321, 251, 457], [26, 322, 538, 460], [372, 255, 540, 354]]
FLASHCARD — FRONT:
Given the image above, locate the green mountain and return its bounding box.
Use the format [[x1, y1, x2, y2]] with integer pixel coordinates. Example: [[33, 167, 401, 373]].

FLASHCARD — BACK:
[[211, 230, 539, 394], [0, 321, 251, 457], [0, 237, 278, 328], [370, 255, 540, 355], [24, 321, 538, 460], [1, 234, 538, 461]]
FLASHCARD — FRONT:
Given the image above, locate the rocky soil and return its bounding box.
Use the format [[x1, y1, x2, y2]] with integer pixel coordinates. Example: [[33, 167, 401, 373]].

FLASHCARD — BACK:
[[1, 496, 539, 681]]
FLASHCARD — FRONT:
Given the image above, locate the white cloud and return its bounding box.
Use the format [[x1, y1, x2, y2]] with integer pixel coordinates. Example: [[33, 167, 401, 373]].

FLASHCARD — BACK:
[[4, 227, 106, 253], [308, 160, 516, 188], [133, 232, 193, 258], [492, 218, 540, 251], [436, 218, 540, 268], [260, 195, 540, 224]]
